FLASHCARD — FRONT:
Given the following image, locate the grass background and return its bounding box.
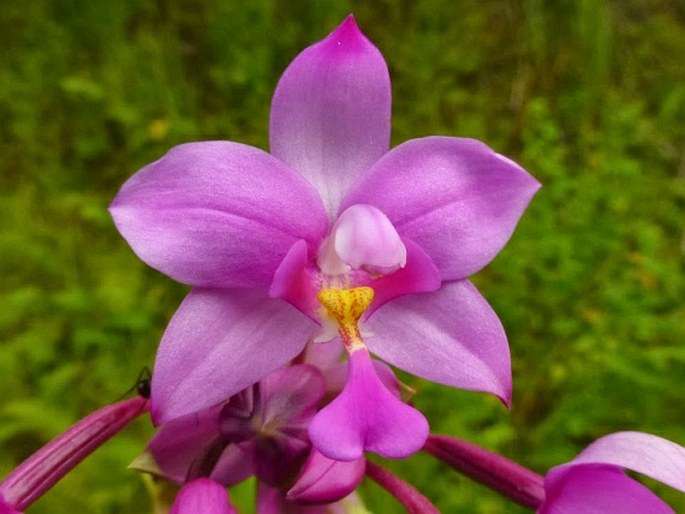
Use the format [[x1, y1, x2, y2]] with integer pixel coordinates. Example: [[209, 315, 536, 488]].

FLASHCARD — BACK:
[[1, 0, 684, 512]]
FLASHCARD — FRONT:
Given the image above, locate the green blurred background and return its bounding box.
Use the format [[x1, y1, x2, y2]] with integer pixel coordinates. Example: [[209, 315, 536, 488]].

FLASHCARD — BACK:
[[1, 0, 684, 512]]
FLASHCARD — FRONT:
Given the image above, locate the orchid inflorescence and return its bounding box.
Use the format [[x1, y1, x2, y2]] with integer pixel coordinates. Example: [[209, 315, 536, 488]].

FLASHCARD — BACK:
[[2, 15, 684, 514]]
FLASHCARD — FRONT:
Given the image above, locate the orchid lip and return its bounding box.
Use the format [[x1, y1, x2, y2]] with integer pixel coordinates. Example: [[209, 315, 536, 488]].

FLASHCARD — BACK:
[[317, 287, 374, 351], [308, 347, 429, 460]]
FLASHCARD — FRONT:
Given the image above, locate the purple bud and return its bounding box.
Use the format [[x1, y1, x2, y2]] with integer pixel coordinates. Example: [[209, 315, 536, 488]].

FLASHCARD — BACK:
[[0, 397, 148, 511], [170, 478, 237, 514], [0, 494, 21, 514]]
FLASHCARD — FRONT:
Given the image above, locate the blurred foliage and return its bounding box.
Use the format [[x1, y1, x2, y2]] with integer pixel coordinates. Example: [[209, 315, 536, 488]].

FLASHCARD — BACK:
[[1, 0, 684, 512]]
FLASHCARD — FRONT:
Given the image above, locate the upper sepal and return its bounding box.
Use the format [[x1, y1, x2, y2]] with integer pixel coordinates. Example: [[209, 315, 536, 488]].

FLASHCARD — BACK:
[[270, 15, 391, 217]]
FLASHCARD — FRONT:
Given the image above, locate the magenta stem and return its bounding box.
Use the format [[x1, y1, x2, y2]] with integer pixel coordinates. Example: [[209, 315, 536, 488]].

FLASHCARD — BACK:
[[365, 460, 440, 514], [0, 396, 149, 511], [423, 434, 545, 509]]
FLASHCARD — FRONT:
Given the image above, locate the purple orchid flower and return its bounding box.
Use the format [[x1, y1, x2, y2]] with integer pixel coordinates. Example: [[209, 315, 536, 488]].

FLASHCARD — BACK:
[[138, 365, 327, 488], [136, 363, 368, 509], [110, 15, 539, 461], [169, 478, 237, 514], [424, 431, 685, 512], [540, 431, 685, 514], [0, 397, 148, 513]]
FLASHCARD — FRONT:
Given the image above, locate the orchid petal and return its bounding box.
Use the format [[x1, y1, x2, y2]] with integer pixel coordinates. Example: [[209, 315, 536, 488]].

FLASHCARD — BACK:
[[308, 348, 428, 461], [170, 479, 237, 514], [247, 436, 311, 488], [562, 431, 685, 494], [226, 365, 325, 487], [270, 240, 320, 321], [141, 405, 254, 486], [258, 365, 326, 431], [151, 288, 316, 424], [145, 405, 223, 484], [342, 136, 540, 280], [270, 15, 391, 217], [540, 465, 674, 514], [364, 239, 441, 316], [366, 280, 511, 404], [218, 365, 324, 443], [257, 482, 333, 514], [210, 445, 256, 486], [110, 141, 327, 288], [287, 449, 365, 504]]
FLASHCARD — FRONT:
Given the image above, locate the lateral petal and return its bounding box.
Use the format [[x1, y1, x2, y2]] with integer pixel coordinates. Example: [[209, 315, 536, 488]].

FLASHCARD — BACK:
[[365, 280, 512, 404], [110, 141, 327, 288], [364, 239, 441, 316], [151, 288, 316, 424], [342, 136, 540, 280], [269, 240, 321, 322], [269, 15, 391, 217]]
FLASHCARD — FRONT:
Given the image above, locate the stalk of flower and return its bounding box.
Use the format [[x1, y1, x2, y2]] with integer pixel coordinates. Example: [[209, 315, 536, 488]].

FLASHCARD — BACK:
[[422, 434, 546, 509], [0, 397, 148, 512], [364, 460, 440, 514], [110, 14, 540, 463]]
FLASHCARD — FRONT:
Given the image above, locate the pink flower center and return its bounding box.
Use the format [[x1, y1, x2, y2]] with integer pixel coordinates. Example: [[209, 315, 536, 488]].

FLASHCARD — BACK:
[[317, 204, 406, 281]]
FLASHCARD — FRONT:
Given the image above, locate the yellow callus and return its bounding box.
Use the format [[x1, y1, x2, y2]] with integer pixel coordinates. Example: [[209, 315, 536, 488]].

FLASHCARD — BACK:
[[317, 287, 374, 350]]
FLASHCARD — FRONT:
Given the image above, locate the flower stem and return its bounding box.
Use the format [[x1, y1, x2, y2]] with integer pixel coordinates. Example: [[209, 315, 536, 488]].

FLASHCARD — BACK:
[[364, 460, 440, 514], [423, 434, 545, 509], [0, 396, 149, 511]]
